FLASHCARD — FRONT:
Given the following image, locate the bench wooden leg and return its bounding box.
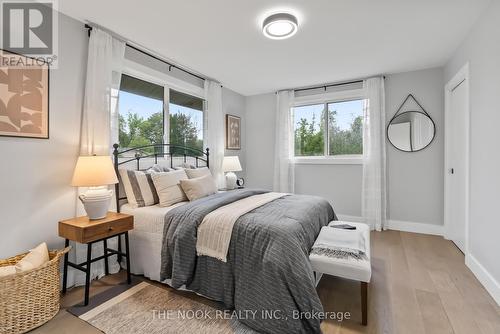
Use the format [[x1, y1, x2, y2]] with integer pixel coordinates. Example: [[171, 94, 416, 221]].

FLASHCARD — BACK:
[[361, 281, 368, 325]]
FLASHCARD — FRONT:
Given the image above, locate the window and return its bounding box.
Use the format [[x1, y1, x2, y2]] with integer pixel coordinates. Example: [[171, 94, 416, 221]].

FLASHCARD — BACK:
[[169, 89, 204, 154], [292, 98, 364, 158], [293, 103, 325, 156], [118, 74, 205, 155], [328, 100, 364, 155], [118, 74, 164, 151]]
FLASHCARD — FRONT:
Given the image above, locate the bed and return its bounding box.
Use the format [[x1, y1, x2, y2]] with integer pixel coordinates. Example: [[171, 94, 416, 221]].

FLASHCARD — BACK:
[[113, 144, 336, 334]]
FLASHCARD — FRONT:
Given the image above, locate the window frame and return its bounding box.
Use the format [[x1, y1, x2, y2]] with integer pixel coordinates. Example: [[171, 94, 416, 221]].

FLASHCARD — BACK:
[[118, 61, 206, 150], [292, 88, 366, 165]]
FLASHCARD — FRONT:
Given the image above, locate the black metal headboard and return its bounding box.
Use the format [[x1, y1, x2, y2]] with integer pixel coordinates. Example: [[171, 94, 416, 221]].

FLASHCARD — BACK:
[[112, 143, 210, 212]]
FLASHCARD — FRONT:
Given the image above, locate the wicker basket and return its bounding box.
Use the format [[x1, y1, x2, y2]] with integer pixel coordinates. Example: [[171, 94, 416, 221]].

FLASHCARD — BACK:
[[0, 247, 70, 334]]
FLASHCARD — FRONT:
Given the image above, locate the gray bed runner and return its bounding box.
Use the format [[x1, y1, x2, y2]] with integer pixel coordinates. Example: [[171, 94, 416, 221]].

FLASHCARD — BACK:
[[160, 189, 336, 334]]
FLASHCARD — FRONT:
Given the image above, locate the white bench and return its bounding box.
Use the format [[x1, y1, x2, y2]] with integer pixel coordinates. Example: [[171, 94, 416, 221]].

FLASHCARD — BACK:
[[309, 221, 371, 325]]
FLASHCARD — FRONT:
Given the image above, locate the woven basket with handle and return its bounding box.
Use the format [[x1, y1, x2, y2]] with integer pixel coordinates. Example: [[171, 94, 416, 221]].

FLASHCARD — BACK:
[[0, 247, 70, 334]]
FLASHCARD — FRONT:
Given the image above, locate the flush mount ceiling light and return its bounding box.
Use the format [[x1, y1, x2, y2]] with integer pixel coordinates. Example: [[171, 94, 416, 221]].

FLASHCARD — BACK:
[[262, 13, 298, 40]]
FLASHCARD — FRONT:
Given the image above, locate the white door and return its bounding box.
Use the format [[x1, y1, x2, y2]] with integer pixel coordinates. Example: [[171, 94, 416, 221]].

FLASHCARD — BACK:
[[446, 77, 468, 253]]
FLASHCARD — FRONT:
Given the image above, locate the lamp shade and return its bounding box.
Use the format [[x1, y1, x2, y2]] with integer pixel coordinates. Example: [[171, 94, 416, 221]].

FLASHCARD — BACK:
[[222, 156, 242, 172], [71, 156, 118, 187]]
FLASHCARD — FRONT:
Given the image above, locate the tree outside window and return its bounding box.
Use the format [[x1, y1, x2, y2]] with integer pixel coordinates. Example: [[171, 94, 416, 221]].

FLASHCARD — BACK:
[[293, 99, 364, 157]]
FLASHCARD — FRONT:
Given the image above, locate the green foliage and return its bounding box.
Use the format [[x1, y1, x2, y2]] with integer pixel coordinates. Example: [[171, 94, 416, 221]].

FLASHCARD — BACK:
[[119, 111, 203, 155], [294, 109, 363, 156], [329, 111, 363, 155], [169, 113, 203, 155]]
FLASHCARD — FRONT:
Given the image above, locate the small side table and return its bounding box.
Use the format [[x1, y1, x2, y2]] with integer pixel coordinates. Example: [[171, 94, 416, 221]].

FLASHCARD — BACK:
[[58, 212, 134, 306]]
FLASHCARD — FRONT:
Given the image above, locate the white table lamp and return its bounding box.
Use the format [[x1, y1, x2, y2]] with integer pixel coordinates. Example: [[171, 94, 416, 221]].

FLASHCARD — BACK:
[[71, 156, 119, 220], [222, 156, 242, 190]]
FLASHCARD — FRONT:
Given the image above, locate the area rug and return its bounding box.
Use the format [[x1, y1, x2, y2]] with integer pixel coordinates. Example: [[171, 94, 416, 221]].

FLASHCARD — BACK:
[[70, 281, 259, 334]]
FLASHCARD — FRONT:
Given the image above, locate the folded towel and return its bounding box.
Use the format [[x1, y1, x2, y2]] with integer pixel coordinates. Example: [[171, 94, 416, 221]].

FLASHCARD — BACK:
[[311, 225, 367, 260]]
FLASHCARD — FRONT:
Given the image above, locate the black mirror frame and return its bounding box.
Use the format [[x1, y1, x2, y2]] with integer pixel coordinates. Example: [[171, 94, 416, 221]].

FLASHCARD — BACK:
[[387, 94, 436, 153], [387, 110, 436, 153]]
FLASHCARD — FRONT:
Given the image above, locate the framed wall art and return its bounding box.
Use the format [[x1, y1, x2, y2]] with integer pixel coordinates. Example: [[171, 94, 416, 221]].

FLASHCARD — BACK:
[[0, 49, 49, 139], [226, 114, 241, 150]]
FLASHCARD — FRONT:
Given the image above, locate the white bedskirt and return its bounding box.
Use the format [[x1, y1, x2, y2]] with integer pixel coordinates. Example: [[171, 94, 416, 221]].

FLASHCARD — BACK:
[[120, 202, 186, 282]]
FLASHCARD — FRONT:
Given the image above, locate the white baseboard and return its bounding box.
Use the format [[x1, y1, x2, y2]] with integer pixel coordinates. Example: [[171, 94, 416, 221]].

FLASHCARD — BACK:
[[336, 215, 443, 236], [386, 219, 444, 236], [465, 254, 500, 306]]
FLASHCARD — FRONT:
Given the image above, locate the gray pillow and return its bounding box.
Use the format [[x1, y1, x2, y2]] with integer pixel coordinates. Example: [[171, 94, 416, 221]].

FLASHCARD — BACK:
[[147, 164, 171, 174]]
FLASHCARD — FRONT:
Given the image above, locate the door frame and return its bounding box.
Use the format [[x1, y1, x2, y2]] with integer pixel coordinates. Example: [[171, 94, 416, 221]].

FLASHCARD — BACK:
[[444, 62, 470, 255]]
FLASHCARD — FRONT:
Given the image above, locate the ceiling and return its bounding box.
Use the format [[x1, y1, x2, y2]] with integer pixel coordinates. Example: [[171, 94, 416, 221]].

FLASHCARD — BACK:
[[58, 0, 490, 96]]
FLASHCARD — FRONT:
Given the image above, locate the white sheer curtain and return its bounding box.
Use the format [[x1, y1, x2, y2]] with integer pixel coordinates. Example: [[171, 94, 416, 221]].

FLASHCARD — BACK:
[[80, 28, 125, 155], [273, 90, 295, 193], [204, 80, 225, 188], [71, 28, 126, 287], [362, 77, 387, 231]]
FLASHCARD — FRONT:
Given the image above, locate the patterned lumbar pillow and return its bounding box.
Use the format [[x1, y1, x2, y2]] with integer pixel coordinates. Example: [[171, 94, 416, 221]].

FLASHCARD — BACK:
[[151, 169, 189, 207], [119, 169, 159, 208]]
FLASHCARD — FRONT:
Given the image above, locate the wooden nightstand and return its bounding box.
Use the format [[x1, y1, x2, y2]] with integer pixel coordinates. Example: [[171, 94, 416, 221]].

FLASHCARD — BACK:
[[58, 212, 134, 306]]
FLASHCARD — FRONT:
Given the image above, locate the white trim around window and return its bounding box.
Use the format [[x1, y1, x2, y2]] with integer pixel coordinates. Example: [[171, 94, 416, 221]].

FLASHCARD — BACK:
[[294, 155, 363, 165], [293, 88, 365, 106], [118, 58, 206, 148], [122, 58, 205, 99], [292, 87, 366, 163]]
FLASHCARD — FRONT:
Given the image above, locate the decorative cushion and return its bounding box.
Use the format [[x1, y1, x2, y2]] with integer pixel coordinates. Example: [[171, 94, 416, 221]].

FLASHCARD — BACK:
[[119, 169, 159, 208], [309, 222, 371, 283], [0, 265, 16, 277], [181, 163, 196, 169], [180, 174, 217, 201], [147, 164, 171, 174], [185, 167, 212, 179], [15, 242, 50, 272], [151, 169, 189, 207]]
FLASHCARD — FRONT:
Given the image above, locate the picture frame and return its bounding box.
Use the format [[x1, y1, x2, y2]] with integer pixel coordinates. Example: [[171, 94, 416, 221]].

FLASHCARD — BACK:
[[225, 114, 241, 150], [0, 49, 50, 139]]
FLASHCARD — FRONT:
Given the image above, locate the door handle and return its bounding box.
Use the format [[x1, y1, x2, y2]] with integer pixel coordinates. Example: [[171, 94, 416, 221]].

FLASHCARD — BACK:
[[450, 168, 454, 174]]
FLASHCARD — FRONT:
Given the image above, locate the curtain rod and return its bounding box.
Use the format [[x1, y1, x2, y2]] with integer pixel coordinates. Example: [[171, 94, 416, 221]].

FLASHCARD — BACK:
[[278, 76, 386, 94], [84, 24, 208, 83]]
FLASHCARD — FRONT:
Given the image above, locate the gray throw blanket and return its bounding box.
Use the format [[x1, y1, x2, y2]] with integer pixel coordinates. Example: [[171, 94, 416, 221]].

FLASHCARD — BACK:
[[160, 189, 336, 334]]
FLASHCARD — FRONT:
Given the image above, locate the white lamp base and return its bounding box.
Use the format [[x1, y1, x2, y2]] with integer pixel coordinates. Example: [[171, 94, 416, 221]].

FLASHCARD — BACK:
[[79, 186, 113, 220], [225, 172, 237, 190]]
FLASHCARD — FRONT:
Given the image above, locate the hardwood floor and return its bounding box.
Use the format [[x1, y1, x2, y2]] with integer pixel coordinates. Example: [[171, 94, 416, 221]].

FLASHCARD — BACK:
[[32, 230, 500, 334]]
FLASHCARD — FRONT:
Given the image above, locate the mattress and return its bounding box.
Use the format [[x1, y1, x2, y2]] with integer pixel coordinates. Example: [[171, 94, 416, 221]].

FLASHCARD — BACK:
[[120, 202, 187, 281]]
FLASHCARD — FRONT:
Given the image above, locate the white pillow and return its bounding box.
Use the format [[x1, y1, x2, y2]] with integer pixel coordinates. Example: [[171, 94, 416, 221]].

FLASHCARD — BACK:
[[15, 242, 49, 272], [185, 167, 212, 179], [180, 174, 217, 201], [151, 169, 188, 207], [0, 265, 16, 277]]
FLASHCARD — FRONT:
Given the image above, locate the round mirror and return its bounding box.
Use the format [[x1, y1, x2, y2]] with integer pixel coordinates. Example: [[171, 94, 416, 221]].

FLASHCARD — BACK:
[[387, 111, 435, 152]]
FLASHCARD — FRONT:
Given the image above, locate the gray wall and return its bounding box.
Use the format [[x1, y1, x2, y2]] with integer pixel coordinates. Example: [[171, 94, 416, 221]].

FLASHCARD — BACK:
[[444, 0, 500, 285], [245, 67, 445, 224], [245, 93, 276, 190], [223, 87, 246, 180], [385, 68, 444, 224], [0, 13, 88, 258]]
